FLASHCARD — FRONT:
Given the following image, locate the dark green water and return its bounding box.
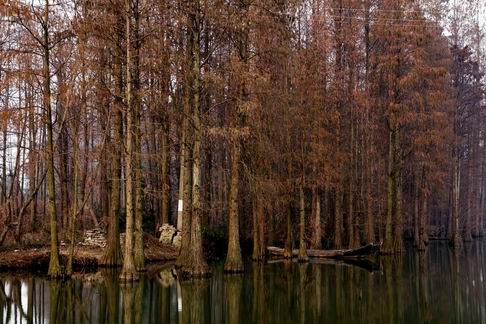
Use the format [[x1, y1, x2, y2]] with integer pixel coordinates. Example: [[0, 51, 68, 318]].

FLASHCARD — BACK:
[[1, 241, 486, 323]]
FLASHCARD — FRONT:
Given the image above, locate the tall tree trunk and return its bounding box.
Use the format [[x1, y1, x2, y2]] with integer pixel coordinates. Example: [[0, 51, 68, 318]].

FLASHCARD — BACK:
[[224, 0, 249, 272], [413, 175, 420, 248], [382, 129, 395, 254], [177, 127, 186, 231], [464, 154, 473, 242], [120, 0, 138, 281], [175, 133, 192, 268], [44, 0, 61, 279], [58, 93, 69, 236], [363, 0, 374, 244], [183, 1, 209, 277], [224, 142, 243, 272], [479, 137, 486, 236], [284, 200, 293, 258], [28, 83, 37, 232], [66, 127, 79, 275], [298, 185, 308, 262], [365, 142, 374, 243], [176, 16, 194, 269], [450, 152, 462, 247], [132, 0, 145, 271], [334, 183, 343, 248], [347, 118, 357, 248], [419, 175, 428, 250], [252, 189, 265, 261], [312, 190, 321, 249], [393, 130, 404, 252], [159, 121, 169, 226], [101, 12, 124, 266]]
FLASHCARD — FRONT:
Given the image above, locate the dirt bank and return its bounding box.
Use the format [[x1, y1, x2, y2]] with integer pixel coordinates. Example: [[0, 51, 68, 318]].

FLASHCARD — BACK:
[[0, 233, 178, 270]]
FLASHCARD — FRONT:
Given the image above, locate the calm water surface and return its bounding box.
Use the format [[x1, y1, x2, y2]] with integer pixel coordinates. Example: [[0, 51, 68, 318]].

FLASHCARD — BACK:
[[1, 241, 486, 323]]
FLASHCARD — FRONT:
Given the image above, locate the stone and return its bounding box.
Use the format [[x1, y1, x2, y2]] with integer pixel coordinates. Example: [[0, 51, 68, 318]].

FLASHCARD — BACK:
[[158, 224, 181, 249], [79, 228, 107, 248]]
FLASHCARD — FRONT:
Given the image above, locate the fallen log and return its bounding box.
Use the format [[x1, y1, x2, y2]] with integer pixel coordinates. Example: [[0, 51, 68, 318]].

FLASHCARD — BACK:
[[267, 243, 380, 259]]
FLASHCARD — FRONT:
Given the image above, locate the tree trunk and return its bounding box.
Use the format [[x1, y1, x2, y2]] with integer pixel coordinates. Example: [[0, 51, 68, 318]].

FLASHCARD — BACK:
[[393, 134, 404, 252], [450, 152, 462, 247], [28, 82, 37, 232], [464, 150, 473, 242], [101, 12, 124, 266], [419, 179, 428, 250], [382, 129, 395, 254], [176, 126, 186, 231], [224, 142, 243, 272], [347, 178, 356, 248], [284, 200, 293, 258], [176, 16, 194, 269], [182, 1, 210, 277], [66, 128, 79, 275], [252, 191, 265, 261], [120, 0, 138, 281], [175, 132, 192, 268], [347, 119, 357, 249], [363, 0, 374, 245], [132, 1, 145, 271], [44, 0, 61, 279], [298, 185, 308, 262], [312, 191, 321, 249], [479, 139, 486, 237], [413, 175, 420, 248], [160, 121, 169, 226], [365, 154, 374, 243], [334, 184, 343, 249]]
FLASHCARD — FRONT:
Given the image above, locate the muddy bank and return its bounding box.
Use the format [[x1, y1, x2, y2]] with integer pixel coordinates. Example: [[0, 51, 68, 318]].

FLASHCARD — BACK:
[[0, 233, 178, 270]]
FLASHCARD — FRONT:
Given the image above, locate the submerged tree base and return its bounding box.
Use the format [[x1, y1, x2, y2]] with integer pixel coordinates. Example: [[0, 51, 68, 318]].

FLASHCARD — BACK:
[[449, 235, 463, 249], [48, 255, 63, 279], [100, 237, 123, 267], [47, 270, 65, 280], [380, 240, 397, 255], [224, 260, 244, 273], [119, 269, 140, 282], [179, 264, 212, 279], [283, 248, 293, 259], [297, 252, 309, 262], [99, 252, 123, 268], [392, 241, 405, 254]]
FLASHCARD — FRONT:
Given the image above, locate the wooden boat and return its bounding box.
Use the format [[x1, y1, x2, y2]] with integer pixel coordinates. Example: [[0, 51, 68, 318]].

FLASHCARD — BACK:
[[266, 243, 380, 259], [267, 257, 380, 272]]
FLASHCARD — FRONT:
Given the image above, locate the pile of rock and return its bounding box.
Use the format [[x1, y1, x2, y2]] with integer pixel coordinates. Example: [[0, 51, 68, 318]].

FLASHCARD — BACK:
[[80, 228, 107, 248], [158, 224, 181, 249]]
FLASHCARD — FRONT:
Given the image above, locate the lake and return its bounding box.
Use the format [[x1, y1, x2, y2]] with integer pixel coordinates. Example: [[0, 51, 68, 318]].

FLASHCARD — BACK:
[[1, 241, 485, 323]]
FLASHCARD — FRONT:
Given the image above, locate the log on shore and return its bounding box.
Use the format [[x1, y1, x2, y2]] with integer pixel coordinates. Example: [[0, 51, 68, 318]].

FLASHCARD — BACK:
[[267, 243, 380, 259]]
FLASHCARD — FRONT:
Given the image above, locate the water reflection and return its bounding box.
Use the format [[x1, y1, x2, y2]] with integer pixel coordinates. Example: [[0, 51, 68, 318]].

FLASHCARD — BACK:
[[2, 241, 486, 323]]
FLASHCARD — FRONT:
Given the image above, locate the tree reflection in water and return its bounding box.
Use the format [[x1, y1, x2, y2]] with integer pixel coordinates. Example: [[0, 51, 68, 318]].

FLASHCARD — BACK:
[[2, 242, 486, 323]]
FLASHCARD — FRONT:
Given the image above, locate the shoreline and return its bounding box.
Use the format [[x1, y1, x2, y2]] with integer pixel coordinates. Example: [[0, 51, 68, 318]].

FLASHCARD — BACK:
[[0, 234, 178, 272]]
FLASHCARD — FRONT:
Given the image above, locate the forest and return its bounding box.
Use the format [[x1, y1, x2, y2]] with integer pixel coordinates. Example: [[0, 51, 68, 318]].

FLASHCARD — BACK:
[[0, 0, 484, 281]]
